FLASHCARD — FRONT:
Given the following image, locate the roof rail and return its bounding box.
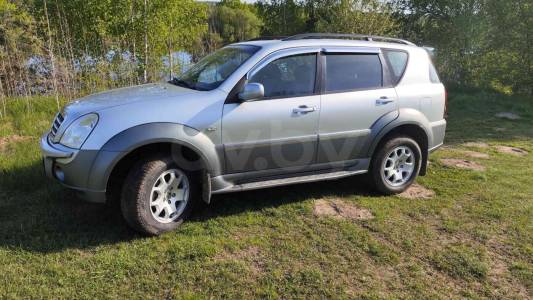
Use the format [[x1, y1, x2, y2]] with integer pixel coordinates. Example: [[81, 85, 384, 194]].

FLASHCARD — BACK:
[[283, 33, 416, 46], [247, 36, 288, 41]]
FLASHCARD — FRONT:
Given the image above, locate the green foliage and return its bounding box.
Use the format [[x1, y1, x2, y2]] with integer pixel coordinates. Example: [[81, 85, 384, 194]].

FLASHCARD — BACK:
[[306, 0, 398, 35], [256, 0, 307, 36], [257, 0, 398, 36], [209, 0, 262, 44], [0, 0, 42, 97], [1, 0, 532, 98], [431, 244, 488, 280], [394, 0, 533, 95]]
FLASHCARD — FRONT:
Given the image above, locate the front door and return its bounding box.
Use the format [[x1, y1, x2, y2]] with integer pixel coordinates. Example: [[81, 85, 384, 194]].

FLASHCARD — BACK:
[[318, 50, 399, 163], [222, 50, 320, 174]]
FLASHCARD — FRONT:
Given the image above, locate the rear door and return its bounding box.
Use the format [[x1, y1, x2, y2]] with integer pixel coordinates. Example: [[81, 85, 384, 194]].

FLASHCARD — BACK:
[[317, 48, 398, 163]]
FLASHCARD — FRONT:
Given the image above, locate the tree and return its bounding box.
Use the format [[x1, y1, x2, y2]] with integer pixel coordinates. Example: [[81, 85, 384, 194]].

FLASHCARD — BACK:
[[256, 0, 398, 37], [0, 0, 42, 111], [256, 0, 306, 36], [209, 0, 262, 44], [309, 0, 398, 35], [393, 0, 532, 95]]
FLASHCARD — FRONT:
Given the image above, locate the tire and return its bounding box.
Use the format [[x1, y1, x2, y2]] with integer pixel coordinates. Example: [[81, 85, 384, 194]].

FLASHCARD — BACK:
[[121, 155, 200, 235], [370, 136, 422, 195]]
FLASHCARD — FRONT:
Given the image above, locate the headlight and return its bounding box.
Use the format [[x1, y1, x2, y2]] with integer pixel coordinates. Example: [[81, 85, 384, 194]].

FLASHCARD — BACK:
[[60, 113, 99, 149]]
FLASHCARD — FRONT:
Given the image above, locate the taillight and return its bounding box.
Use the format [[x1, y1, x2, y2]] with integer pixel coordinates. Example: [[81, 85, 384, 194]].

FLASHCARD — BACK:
[[444, 88, 448, 118]]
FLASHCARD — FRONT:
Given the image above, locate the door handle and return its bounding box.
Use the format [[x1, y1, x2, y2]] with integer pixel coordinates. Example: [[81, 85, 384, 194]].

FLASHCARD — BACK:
[[293, 105, 317, 114], [376, 97, 394, 106]]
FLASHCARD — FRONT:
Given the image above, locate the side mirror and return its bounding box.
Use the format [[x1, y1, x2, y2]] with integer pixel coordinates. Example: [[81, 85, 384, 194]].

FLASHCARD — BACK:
[[238, 83, 264, 102]]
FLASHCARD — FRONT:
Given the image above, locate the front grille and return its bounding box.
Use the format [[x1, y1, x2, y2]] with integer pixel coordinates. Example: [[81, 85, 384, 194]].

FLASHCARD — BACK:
[[50, 112, 64, 139]]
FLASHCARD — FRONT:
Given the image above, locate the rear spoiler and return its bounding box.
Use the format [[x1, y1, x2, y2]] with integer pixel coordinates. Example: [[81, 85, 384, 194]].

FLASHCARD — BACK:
[[422, 46, 436, 58]]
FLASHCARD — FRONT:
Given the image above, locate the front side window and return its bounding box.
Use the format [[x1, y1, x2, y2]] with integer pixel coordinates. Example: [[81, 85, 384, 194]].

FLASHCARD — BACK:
[[174, 45, 260, 91], [325, 53, 383, 92], [249, 53, 317, 98]]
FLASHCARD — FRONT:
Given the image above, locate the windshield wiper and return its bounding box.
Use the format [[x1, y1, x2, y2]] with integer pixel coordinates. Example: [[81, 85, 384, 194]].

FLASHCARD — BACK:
[[170, 77, 195, 90]]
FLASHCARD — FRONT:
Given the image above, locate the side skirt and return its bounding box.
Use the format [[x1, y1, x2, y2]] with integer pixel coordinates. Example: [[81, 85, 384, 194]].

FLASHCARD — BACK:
[[211, 158, 369, 194]]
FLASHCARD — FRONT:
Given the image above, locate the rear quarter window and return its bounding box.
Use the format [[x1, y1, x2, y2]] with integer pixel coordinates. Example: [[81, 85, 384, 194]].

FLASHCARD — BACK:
[[429, 60, 441, 83], [383, 50, 408, 85]]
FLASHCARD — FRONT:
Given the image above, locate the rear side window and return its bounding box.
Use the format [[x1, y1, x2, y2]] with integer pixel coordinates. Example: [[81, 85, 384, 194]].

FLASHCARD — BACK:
[[429, 60, 441, 83], [383, 50, 408, 84], [325, 54, 383, 92]]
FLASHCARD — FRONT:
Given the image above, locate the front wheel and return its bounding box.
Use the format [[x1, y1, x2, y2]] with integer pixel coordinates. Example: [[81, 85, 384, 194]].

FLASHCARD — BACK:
[[121, 155, 199, 235], [370, 136, 422, 195]]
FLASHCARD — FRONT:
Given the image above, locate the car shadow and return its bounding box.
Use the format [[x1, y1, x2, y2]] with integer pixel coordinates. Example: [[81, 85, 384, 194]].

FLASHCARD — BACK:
[[193, 175, 377, 223], [0, 159, 137, 253], [0, 158, 377, 253]]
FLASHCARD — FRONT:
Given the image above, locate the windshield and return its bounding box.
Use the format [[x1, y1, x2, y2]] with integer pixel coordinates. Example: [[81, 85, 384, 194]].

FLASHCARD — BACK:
[[172, 45, 260, 91]]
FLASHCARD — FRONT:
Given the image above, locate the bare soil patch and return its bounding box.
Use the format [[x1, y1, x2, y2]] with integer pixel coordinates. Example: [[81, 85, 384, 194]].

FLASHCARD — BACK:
[[0, 135, 33, 152], [215, 246, 264, 275], [461, 150, 490, 159], [398, 183, 435, 199], [494, 146, 528, 156], [495, 112, 521, 120], [313, 199, 374, 220], [463, 142, 490, 149], [440, 159, 486, 171]]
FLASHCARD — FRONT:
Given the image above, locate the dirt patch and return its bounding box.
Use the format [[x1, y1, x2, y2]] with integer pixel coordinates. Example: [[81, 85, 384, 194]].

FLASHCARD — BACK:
[[398, 183, 435, 199], [313, 199, 374, 220], [461, 150, 490, 159], [495, 112, 520, 120], [494, 145, 528, 156], [215, 246, 264, 275], [463, 142, 490, 149], [0, 135, 33, 152], [440, 159, 486, 171]]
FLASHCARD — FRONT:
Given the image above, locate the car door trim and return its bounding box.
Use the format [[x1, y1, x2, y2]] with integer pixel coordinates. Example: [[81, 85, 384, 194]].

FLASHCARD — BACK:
[[224, 134, 317, 150], [318, 129, 371, 140]]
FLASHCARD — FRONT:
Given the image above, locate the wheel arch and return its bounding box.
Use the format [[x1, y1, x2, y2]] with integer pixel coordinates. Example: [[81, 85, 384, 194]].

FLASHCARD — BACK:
[[367, 109, 432, 176], [86, 123, 222, 203]]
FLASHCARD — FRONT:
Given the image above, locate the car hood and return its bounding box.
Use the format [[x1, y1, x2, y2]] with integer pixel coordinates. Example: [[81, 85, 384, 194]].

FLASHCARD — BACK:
[[62, 82, 195, 119]]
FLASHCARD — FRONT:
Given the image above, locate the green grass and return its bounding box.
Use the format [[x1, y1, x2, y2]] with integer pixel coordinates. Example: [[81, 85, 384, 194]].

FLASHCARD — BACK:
[[0, 91, 532, 298]]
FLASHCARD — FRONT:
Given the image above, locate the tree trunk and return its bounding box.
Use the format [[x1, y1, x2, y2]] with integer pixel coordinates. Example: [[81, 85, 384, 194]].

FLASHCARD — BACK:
[[168, 19, 174, 80], [143, 0, 148, 83], [0, 75, 6, 119], [44, 0, 61, 111], [54, 0, 74, 100], [130, 0, 138, 85], [1, 55, 11, 98]]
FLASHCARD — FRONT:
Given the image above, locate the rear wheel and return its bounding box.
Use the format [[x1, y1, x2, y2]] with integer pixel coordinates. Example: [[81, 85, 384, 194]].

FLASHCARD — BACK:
[[121, 155, 199, 235], [370, 136, 422, 195]]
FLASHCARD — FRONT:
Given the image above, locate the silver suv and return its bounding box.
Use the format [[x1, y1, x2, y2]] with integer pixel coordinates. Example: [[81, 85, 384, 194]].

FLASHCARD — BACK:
[[41, 34, 447, 235]]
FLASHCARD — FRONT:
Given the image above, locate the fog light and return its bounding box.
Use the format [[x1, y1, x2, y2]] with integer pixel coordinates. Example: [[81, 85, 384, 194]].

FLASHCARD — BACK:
[[53, 165, 65, 182]]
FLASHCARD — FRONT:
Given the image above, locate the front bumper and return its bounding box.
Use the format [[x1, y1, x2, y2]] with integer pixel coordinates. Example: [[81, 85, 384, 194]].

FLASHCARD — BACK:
[[40, 134, 106, 203]]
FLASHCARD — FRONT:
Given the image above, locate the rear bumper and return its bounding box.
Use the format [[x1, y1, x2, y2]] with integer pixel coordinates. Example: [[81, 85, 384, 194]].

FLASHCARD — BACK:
[[429, 119, 447, 150], [40, 134, 106, 203], [429, 143, 444, 152]]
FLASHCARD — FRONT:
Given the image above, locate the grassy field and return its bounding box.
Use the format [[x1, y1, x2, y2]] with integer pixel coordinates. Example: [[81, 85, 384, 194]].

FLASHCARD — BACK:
[[0, 91, 532, 299]]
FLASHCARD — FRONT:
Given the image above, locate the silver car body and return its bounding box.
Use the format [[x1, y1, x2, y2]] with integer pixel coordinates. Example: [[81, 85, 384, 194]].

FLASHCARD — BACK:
[[41, 37, 446, 203]]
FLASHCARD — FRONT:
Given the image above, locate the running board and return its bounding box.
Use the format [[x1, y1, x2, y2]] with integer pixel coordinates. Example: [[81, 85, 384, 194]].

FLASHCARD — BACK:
[[212, 169, 367, 194]]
